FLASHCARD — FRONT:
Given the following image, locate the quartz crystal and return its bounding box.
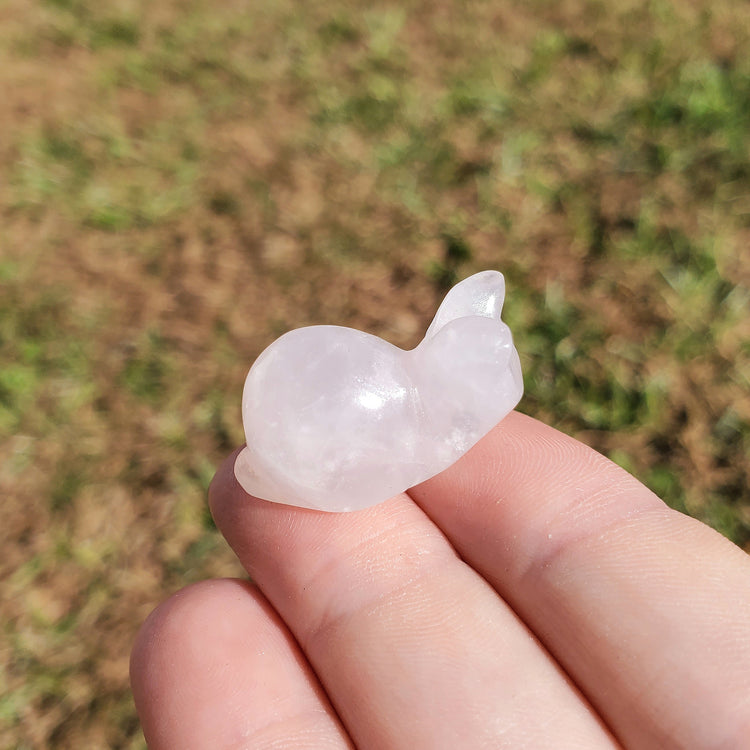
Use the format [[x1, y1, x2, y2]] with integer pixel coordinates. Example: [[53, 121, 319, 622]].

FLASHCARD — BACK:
[[234, 270, 523, 511]]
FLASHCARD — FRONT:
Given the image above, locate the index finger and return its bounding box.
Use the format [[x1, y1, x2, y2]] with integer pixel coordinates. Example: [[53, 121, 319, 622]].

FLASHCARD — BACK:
[[408, 411, 750, 749]]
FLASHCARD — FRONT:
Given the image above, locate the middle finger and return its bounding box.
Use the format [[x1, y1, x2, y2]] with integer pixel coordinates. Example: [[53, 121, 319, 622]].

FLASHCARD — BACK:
[[209, 451, 617, 749]]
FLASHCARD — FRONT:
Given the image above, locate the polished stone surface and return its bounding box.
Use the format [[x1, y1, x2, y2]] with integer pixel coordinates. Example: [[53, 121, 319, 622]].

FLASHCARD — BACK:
[[235, 270, 523, 511]]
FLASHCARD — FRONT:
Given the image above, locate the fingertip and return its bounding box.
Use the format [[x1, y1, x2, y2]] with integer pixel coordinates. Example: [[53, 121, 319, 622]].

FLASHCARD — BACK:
[[208, 445, 245, 518], [130, 578, 352, 749], [130, 578, 253, 748]]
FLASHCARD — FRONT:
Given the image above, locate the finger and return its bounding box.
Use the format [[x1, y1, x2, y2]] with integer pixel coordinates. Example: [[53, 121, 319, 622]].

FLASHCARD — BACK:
[[209, 451, 619, 749], [130, 578, 353, 749], [408, 411, 750, 749]]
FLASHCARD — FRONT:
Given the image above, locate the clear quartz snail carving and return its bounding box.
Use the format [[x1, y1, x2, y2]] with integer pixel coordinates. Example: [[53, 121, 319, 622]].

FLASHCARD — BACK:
[[234, 270, 523, 511]]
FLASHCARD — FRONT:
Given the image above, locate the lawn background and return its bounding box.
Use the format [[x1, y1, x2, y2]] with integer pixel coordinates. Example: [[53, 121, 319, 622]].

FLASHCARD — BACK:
[[1, 0, 749, 747]]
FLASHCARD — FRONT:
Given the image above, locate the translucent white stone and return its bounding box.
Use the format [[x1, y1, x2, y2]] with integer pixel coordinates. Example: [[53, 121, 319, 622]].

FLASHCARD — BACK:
[[234, 270, 523, 511]]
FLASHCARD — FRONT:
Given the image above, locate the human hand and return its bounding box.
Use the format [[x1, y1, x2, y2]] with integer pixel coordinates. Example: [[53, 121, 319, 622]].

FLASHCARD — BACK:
[[130, 411, 750, 749]]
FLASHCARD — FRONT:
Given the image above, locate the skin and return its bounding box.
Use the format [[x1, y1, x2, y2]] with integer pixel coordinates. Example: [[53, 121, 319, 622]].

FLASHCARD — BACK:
[[130, 411, 750, 749]]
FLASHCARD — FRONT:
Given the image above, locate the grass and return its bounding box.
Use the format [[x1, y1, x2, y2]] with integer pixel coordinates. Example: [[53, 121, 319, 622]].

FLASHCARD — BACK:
[[1, 0, 749, 746]]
